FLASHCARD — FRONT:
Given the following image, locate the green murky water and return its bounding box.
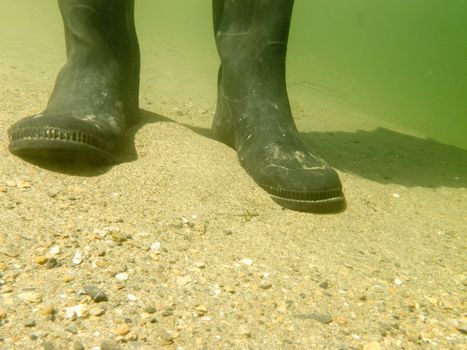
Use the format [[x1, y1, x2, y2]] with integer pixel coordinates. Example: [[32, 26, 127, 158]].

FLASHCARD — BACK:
[[2, 0, 466, 150]]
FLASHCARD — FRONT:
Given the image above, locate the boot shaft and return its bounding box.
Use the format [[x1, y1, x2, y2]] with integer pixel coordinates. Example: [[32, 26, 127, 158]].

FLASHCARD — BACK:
[[213, 0, 294, 99]]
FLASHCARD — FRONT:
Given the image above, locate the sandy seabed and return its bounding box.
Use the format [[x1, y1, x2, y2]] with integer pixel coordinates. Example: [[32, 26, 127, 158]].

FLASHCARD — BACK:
[[0, 34, 466, 350]]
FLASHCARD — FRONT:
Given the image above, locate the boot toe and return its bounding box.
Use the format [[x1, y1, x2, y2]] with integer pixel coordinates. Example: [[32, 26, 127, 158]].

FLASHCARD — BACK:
[[8, 114, 120, 164]]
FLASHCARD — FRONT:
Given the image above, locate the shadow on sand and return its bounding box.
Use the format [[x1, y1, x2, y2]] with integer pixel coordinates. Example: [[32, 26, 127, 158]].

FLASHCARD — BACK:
[[20, 108, 467, 189], [185, 124, 467, 189]]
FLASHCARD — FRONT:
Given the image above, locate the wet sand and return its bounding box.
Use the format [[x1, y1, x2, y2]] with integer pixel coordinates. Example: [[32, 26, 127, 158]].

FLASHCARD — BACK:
[[1, 10, 466, 350]]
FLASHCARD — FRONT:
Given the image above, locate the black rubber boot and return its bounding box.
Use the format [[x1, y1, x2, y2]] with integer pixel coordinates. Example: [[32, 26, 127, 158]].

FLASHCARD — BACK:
[[212, 0, 345, 212], [8, 0, 140, 163]]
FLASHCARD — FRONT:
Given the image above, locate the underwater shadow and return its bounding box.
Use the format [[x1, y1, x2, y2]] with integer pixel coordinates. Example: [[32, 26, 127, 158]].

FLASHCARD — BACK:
[[23, 109, 170, 177], [302, 127, 467, 188], [185, 124, 467, 189]]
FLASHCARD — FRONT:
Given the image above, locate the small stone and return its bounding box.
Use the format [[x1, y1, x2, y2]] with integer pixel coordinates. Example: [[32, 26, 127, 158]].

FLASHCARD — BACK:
[[63, 274, 74, 282], [111, 232, 128, 244], [259, 281, 272, 290], [115, 272, 129, 281], [101, 339, 121, 350], [43, 342, 57, 350], [238, 324, 251, 337], [161, 306, 174, 317], [72, 250, 83, 265], [194, 304, 208, 315], [73, 341, 85, 350], [0, 262, 8, 271], [176, 275, 192, 286], [0, 185, 7, 193], [35, 256, 48, 265], [240, 258, 253, 266], [66, 324, 79, 334], [394, 277, 403, 286], [49, 246, 61, 255], [46, 257, 58, 269], [84, 285, 108, 303], [0, 308, 7, 320], [223, 228, 234, 235], [128, 294, 137, 301], [18, 181, 31, 189], [91, 307, 106, 316], [319, 281, 329, 289], [158, 329, 174, 344], [64, 304, 88, 319], [6, 180, 16, 187], [144, 306, 157, 314], [194, 261, 205, 268], [114, 324, 130, 336], [150, 241, 161, 251], [363, 341, 382, 350], [39, 305, 55, 317], [23, 319, 36, 327], [19, 291, 42, 304], [294, 312, 333, 324]]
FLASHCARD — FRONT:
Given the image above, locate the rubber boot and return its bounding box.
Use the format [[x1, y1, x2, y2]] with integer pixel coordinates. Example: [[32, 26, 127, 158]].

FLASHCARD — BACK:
[[212, 0, 345, 212], [8, 0, 140, 163]]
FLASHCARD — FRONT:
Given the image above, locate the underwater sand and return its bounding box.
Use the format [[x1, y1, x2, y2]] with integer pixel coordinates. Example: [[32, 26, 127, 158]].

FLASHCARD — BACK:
[[1, 3, 466, 350]]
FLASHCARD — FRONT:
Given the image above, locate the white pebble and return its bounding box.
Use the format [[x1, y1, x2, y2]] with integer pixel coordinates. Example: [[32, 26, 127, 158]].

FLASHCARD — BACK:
[[394, 277, 403, 286], [127, 294, 137, 301], [262, 272, 270, 278], [64, 304, 87, 319], [49, 246, 61, 255], [115, 273, 129, 281], [240, 258, 253, 266], [392, 193, 401, 198], [72, 250, 83, 265], [150, 241, 161, 251]]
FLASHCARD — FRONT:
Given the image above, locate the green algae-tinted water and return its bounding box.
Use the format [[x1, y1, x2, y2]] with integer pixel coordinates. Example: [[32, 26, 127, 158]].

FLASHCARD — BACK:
[[2, 0, 466, 150]]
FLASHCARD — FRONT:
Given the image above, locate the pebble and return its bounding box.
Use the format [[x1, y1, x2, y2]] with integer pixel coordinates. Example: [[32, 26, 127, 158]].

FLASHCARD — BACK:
[[64, 304, 88, 319], [63, 274, 75, 283], [66, 324, 79, 334], [194, 261, 205, 269], [294, 312, 333, 324], [394, 277, 403, 286], [319, 281, 329, 289], [115, 272, 129, 281], [240, 258, 253, 266], [39, 305, 55, 317], [91, 307, 106, 316], [0, 308, 7, 320], [72, 250, 83, 265], [114, 324, 130, 336], [24, 319, 36, 327], [111, 232, 128, 244], [144, 306, 157, 314], [35, 256, 48, 265], [48, 246, 61, 255], [43, 342, 57, 350], [0, 185, 7, 193], [46, 257, 58, 269], [158, 329, 174, 344], [128, 294, 137, 301], [101, 339, 121, 350], [150, 241, 161, 251], [238, 324, 252, 337], [194, 304, 208, 315], [73, 341, 85, 350], [84, 285, 108, 303], [18, 291, 42, 304], [259, 280, 273, 290]]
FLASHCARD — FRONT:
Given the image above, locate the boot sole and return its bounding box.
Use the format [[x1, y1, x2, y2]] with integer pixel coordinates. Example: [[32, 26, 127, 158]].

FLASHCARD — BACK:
[[269, 193, 346, 213], [9, 138, 118, 165]]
